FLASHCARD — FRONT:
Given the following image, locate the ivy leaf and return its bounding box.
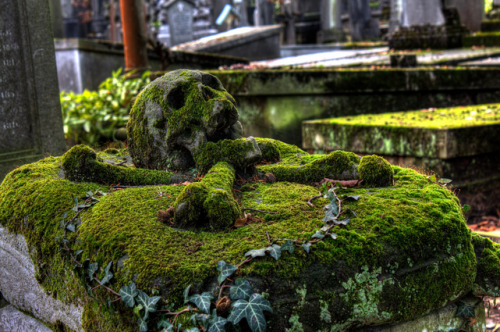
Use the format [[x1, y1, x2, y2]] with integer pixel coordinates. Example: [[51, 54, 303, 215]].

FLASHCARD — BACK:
[[120, 282, 138, 308], [266, 244, 281, 260], [74, 250, 83, 257], [136, 290, 161, 320], [191, 313, 210, 328], [245, 248, 267, 258], [188, 292, 213, 314], [217, 261, 238, 284], [207, 316, 227, 332], [323, 208, 338, 223], [281, 240, 294, 254], [329, 233, 338, 240], [333, 219, 350, 226], [229, 279, 254, 301], [158, 319, 174, 331], [185, 328, 200, 332], [311, 231, 325, 240], [184, 284, 192, 304], [88, 262, 98, 279], [100, 261, 113, 285], [227, 294, 272, 332], [344, 195, 361, 201], [302, 243, 312, 254], [456, 301, 475, 318], [439, 178, 452, 185], [139, 318, 148, 332], [66, 223, 76, 232]]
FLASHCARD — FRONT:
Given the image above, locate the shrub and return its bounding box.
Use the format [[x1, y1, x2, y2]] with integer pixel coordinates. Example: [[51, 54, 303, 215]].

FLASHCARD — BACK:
[[60, 69, 150, 146]]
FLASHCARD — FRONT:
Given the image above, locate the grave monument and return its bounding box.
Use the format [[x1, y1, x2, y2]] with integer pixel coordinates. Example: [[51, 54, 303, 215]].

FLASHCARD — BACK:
[[389, 0, 468, 49], [165, 0, 195, 46], [0, 0, 66, 181], [318, 0, 345, 43], [0, 70, 499, 331]]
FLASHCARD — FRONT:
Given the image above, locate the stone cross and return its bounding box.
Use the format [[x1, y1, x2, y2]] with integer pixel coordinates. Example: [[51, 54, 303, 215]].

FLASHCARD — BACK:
[[0, 0, 66, 181], [165, 0, 195, 46]]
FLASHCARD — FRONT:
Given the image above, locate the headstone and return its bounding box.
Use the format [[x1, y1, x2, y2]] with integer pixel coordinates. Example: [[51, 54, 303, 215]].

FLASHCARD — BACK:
[[389, 0, 467, 49], [348, 0, 379, 41], [401, 0, 445, 27], [165, 0, 195, 46], [255, 0, 274, 26], [444, 0, 484, 32], [494, 0, 500, 8], [0, 0, 66, 181], [318, 0, 345, 43]]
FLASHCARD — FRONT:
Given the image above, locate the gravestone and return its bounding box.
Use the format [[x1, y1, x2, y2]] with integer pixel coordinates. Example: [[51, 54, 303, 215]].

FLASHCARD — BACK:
[[389, 0, 467, 49], [348, 0, 379, 41], [318, 0, 345, 43], [401, 0, 445, 27], [444, 0, 484, 32], [165, 0, 195, 46], [0, 0, 66, 181]]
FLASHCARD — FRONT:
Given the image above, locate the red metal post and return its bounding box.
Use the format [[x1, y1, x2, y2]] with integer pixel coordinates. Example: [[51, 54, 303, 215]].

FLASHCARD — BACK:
[[119, 0, 149, 72]]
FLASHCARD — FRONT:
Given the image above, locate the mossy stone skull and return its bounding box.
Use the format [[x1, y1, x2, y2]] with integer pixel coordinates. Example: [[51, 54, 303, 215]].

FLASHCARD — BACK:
[[127, 70, 243, 170]]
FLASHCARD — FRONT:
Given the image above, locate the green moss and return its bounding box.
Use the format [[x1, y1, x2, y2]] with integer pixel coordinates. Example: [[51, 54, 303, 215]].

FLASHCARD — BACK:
[[0, 150, 484, 331], [257, 150, 360, 184], [471, 233, 500, 296], [358, 155, 394, 187], [313, 104, 500, 129], [62, 145, 173, 185], [193, 139, 259, 174], [174, 162, 241, 230]]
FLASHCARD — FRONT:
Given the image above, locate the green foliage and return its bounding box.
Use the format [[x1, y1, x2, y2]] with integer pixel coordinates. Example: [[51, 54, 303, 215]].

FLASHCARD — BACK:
[[228, 294, 273, 332], [230, 279, 254, 300], [120, 283, 138, 308], [217, 261, 238, 284], [456, 301, 475, 318], [60, 68, 150, 146], [187, 292, 214, 314], [136, 290, 162, 320]]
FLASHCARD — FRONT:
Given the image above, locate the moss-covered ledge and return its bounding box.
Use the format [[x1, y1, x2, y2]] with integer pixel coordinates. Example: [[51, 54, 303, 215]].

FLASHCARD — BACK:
[[0, 150, 498, 331]]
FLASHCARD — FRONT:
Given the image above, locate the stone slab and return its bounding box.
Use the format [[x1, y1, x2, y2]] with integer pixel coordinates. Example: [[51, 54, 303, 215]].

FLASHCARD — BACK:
[[302, 105, 500, 159], [172, 25, 282, 61], [0, 305, 52, 332], [0, 0, 66, 181], [0, 225, 83, 331]]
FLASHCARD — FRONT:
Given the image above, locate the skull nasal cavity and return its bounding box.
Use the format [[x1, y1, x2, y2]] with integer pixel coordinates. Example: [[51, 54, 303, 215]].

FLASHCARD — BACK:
[[167, 86, 186, 110]]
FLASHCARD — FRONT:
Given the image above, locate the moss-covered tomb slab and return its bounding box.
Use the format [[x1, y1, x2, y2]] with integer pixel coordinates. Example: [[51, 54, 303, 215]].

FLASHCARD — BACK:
[[302, 104, 500, 159], [1, 148, 499, 331]]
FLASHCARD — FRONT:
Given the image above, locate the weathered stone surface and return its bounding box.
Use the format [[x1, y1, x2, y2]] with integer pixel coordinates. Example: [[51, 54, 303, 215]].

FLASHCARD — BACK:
[[0, 305, 52, 332], [0, 225, 83, 331], [302, 105, 500, 159], [0, 0, 66, 181]]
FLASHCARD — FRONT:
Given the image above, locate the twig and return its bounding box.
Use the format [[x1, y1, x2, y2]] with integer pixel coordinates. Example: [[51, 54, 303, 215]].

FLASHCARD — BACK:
[[241, 208, 278, 214], [307, 194, 323, 207], [266, 231, 271, 245], [93, 277, 121, 297]]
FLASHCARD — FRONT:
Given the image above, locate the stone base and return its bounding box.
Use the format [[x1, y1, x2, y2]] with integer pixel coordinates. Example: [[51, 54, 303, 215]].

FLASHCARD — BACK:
[[317, 28, 346, 43], [480, 19, 500, 32], [363, 295, 485, 332], [464, 32, 500, 47], [389, 25, 467, 50], [0, 305, 52, 332]]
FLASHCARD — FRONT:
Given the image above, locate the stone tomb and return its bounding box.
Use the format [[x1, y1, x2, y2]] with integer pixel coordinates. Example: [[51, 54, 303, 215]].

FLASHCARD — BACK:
[[165, 0, 196, 46], [302, 104, 500, 217], [1, 70, 499, 331], [0, 0, 66, 181]]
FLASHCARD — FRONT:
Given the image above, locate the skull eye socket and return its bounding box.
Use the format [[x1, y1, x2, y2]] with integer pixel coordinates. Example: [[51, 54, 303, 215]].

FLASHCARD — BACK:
[[167, 86, 186, 110], [201, 74, 222, 90]]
